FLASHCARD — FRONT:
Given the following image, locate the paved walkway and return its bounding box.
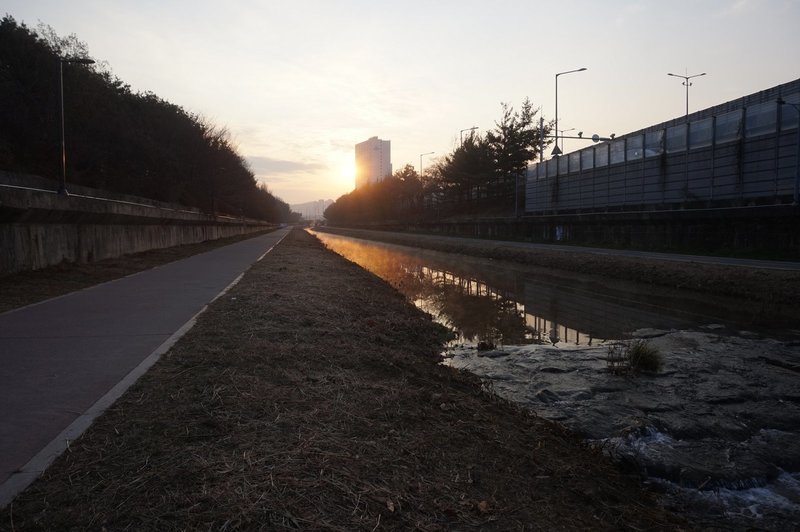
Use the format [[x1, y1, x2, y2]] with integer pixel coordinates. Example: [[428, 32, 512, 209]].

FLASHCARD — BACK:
[[0, 228, 290, 505]]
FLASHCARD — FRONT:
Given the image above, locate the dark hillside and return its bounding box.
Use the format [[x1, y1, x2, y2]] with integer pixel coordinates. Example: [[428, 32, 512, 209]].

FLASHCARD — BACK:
[[0, 16, 290, 222]]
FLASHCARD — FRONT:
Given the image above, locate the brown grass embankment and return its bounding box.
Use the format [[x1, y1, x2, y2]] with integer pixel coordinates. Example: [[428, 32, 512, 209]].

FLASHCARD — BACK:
[[3, 228, 687, 530]]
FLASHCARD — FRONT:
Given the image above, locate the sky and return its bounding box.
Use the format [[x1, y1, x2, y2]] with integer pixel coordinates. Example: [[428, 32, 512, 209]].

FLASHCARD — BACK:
[[4, 1, 799, 205]]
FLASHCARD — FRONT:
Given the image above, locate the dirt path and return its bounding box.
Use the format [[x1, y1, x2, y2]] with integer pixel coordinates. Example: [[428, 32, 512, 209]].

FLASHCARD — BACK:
[[3, 228, 687, 530]]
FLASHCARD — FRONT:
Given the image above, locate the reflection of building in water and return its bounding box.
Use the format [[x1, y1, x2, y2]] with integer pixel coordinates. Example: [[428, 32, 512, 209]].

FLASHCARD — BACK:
[[523, 279, 689, 343], [315, 231, 694, 347], [425, 268, 602, 345], [325, 244, 602, 346], [525, 314, 594, 346], [417, 267, 596, 346], [424, 267, 690, 346], [419, 267, 533, 345]]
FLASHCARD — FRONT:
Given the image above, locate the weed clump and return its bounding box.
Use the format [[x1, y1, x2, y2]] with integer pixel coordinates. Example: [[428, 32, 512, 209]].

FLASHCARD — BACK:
[[626, 339, 663, 372], [607, 339, 663, 374]]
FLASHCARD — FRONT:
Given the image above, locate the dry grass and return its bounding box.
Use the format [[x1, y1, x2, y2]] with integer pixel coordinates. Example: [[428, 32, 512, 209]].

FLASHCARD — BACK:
[[626, 340, 663, 373], [607, 340, 663, 374], [3, 229, 688, 530]]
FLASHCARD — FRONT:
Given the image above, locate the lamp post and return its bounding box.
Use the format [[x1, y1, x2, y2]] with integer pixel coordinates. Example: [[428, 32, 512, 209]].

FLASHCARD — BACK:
[[557, 128, 575, 152], [668, 71, 706, 119], [778, 98, 800, 205], [419, 151, 434, 176], [59, 57, 95, 196], [460, 126, 478, 145], [554, 67, 587, 157]]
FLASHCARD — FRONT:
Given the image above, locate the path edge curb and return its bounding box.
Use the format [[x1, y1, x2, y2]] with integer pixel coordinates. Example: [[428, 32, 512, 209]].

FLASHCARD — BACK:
[[0, 230, 288, 509]]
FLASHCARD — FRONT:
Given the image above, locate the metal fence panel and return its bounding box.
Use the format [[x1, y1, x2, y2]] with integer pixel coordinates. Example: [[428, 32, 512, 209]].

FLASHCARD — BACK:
[[624, 161, 644, 205], [524, 79, 798, 213], [687, 148, 713, 200]]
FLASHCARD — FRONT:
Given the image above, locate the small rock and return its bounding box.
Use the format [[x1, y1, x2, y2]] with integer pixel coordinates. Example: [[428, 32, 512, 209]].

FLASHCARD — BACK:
[[572, 391, 592, 401], [535, 389, 560, 404], [540, 366, 570, 373], [477, 350, 509, 359]]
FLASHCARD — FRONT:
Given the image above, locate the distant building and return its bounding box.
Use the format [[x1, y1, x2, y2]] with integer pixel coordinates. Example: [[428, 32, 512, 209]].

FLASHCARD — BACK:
[[355, 136, 392, 188], [289, 199, 334, 221]]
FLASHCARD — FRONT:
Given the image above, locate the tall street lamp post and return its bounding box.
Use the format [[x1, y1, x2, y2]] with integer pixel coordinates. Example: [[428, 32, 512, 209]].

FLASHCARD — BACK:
[[668, 71, 706, 119], [554, 67, 587, 157], [59, 57, 95, 196], [778, 98, 800, 205], [419, 151, 434, 176], [460, 126, 478, 145], [558, 128, 575, 152]]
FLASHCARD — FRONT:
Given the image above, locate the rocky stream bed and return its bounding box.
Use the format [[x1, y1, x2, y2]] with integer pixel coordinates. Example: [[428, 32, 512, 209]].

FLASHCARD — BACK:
[[444, 327, 800, 529]]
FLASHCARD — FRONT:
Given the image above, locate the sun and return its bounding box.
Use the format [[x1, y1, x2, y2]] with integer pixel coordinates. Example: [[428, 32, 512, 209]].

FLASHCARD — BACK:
[[339, 159, 356, 187]]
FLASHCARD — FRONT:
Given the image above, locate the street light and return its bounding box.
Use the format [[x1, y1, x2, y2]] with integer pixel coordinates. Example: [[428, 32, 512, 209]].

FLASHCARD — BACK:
[[778, 97, 800, 205], [557, 128, 575, 152], [460, 126, 478, 145], [419, 151, 434, 176], [59, 57, 95, 196], [554, 67, 587, 156], [668, 71, 706, 119]]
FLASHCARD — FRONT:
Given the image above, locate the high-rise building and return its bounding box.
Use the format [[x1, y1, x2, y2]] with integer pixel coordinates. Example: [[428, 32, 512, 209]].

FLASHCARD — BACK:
[[355, 136, 391, 188]]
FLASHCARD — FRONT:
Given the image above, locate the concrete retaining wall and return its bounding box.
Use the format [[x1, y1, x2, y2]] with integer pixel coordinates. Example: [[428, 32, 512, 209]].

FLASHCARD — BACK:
[[0, 183, 272, 275], [337, 204, 800, 259]]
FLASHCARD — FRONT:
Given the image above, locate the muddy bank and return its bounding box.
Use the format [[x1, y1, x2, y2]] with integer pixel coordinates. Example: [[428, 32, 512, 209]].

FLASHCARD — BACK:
[[2, 228, 684, 530], [318, 227, 800, 325]]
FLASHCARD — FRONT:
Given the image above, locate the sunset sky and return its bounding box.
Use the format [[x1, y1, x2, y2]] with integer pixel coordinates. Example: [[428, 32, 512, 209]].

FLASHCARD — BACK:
[[4, 1, 799, 205]]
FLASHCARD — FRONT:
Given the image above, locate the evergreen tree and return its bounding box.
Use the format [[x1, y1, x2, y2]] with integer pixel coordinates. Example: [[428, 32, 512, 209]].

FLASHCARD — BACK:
[[0, 16, 291, 222]]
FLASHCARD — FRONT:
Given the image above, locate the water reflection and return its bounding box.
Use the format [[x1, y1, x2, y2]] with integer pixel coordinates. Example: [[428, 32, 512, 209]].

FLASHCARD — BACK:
[[312, 230, 747, 347], [418, 270, 533, 345], [314, 231, 565, 346]]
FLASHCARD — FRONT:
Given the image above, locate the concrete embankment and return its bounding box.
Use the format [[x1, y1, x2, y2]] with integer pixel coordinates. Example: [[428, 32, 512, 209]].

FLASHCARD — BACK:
[[0, 173, 272, 275], [318, 226, 800, 323]]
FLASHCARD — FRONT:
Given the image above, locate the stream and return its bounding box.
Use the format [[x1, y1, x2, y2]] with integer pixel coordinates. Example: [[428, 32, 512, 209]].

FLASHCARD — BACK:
[[312, 230, 800, 529]]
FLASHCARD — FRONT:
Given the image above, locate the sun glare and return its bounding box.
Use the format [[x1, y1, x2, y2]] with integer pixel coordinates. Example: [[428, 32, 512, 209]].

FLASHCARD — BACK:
[[340, 160, 356, 187]]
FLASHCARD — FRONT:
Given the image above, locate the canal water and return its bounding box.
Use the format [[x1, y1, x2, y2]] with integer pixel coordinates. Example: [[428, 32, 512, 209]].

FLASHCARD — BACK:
[[312, 230, 800, 529]]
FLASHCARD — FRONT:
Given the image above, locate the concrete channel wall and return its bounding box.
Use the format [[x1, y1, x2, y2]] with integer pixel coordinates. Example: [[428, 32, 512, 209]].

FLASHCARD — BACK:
[[334, 202, 800, 259], [0, 175, 273, 275]]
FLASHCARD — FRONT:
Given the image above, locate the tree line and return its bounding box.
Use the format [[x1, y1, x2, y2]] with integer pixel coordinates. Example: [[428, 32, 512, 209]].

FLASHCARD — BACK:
[[0, 16, 292, 222], [324, 99, 553, 224]]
